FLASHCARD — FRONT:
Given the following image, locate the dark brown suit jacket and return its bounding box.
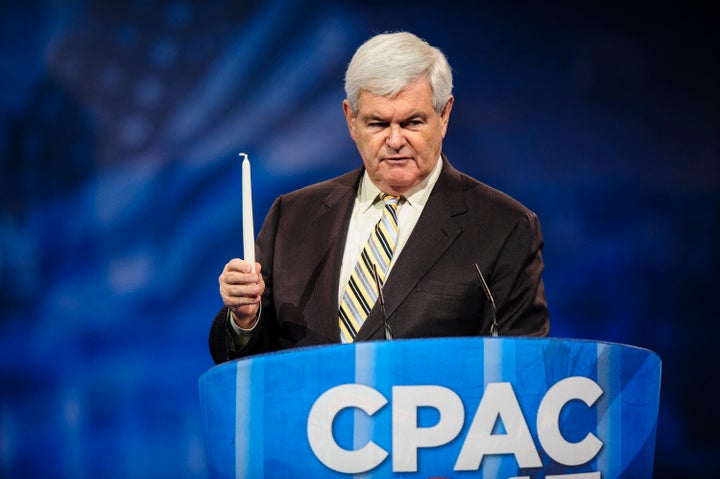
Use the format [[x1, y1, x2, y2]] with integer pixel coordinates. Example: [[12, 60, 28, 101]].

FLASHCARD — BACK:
[[209, 157, 549, 363]]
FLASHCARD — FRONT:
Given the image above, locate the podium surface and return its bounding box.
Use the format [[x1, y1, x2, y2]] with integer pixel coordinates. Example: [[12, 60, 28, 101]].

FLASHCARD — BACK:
[[199, 337, 661, 479]]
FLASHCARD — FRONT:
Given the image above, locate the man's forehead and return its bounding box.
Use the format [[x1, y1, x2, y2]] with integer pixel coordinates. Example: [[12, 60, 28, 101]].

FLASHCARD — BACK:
[[356, 83, 435, 118]]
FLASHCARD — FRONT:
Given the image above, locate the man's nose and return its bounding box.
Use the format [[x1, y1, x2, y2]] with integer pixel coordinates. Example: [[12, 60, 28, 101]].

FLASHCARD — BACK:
[[386, 125, 407, 151]]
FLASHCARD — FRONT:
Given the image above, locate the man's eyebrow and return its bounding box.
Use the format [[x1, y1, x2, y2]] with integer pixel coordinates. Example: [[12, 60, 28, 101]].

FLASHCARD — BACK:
[[360, 112, 429, 123], [403, 112, 428, 121], [360, 113, 387, 123]]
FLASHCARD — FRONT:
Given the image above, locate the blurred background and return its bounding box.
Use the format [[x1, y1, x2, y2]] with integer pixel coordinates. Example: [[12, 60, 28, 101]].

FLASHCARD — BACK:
[[1, 0, 718, 477]]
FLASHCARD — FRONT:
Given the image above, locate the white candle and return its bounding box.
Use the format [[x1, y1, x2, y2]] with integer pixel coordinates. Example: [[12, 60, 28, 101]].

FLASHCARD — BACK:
[[240, 153, 255, 273]]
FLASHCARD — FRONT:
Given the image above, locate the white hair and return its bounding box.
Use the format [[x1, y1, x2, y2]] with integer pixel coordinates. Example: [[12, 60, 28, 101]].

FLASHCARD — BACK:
[[344, 31, 453, 115]]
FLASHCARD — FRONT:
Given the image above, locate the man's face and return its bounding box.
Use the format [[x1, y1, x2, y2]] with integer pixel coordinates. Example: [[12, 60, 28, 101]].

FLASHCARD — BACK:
[[343, 78, 453, 195]]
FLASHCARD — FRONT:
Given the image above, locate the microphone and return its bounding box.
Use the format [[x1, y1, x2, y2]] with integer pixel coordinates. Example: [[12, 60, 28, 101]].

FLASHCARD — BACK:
[[474, 263, 498, 337], [372, 263, 393, 340]]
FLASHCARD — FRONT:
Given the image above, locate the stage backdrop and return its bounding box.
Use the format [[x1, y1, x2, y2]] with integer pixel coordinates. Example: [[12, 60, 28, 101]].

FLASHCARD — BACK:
[[1, 1, 718, 478]]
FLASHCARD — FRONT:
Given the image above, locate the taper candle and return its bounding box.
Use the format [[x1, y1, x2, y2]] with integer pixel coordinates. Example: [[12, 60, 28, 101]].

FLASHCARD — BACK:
[[240, 153, 255, 273]]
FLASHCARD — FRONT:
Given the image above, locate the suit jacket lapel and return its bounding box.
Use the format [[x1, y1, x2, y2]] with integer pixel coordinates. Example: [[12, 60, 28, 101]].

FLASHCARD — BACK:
[[308, 169, 363, 341], [355, 158, 467, 341]]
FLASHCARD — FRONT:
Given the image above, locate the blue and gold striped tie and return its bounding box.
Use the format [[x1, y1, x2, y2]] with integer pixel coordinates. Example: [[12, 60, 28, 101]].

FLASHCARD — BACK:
[[339, 194, 400, 343]]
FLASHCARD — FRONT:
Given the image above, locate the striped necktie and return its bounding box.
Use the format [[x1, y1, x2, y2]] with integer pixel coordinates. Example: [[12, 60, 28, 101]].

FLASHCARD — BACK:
[[339, 194, 400, 343]]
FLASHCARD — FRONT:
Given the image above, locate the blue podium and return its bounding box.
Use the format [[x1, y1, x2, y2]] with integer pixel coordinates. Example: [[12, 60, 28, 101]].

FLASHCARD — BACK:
[[199, 338, 661, 479]]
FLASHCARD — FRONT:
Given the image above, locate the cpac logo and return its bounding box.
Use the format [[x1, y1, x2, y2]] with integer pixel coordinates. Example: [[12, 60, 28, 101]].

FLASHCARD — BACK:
[[307, 377, 602, 475]]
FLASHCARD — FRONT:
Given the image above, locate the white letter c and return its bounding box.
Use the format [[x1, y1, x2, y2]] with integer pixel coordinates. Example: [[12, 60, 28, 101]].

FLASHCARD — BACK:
[[307, 384, 388, 473]]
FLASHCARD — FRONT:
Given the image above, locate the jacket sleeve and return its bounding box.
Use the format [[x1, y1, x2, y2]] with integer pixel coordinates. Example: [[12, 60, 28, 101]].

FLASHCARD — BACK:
[[207, 197, 283, 364], [491, 210, 550, 337]]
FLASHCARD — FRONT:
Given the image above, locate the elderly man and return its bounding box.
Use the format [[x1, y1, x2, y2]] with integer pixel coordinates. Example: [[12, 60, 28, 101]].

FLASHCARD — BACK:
[[209, 31, 549, 363]]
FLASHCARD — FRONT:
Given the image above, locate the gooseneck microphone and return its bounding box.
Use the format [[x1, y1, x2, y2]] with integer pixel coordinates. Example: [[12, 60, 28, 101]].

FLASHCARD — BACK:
[[372, 263, 393, 340], [474, 263, 499, 337]]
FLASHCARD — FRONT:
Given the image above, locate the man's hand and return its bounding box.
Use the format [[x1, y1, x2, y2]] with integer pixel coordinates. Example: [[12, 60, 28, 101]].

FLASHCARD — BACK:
[[219, 258, 264, 328]]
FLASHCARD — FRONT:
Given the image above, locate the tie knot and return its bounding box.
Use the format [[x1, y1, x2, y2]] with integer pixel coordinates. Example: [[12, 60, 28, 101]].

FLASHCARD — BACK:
[[380, 193, 400, 208]]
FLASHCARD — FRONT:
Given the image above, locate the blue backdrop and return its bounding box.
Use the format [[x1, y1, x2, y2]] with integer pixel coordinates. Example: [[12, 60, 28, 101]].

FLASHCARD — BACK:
[[1, 1, 718, 477]]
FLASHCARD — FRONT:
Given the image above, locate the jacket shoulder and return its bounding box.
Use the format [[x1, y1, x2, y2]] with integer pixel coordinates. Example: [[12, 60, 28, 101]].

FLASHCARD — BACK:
[[443, 161, 538, 222], [279, 168, 362, 206]]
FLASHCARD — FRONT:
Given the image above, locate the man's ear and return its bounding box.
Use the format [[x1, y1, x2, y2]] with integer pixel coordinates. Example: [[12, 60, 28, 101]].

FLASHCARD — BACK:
[[439, 95, 454, 138], [342, 99, 357, 141]]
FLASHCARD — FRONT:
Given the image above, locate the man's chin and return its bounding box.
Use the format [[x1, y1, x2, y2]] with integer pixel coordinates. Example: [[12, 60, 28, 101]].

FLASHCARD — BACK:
[[382, 176, 421, 195]]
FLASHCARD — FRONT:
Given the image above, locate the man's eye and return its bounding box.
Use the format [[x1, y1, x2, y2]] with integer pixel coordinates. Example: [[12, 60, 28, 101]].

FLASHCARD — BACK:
[[367, 122, 387, 129]]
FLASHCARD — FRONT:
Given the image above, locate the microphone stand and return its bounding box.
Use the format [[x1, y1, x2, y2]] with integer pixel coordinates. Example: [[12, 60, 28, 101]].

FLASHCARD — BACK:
[[372, 263, 393, 340], [474, 263, 498, 337]]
